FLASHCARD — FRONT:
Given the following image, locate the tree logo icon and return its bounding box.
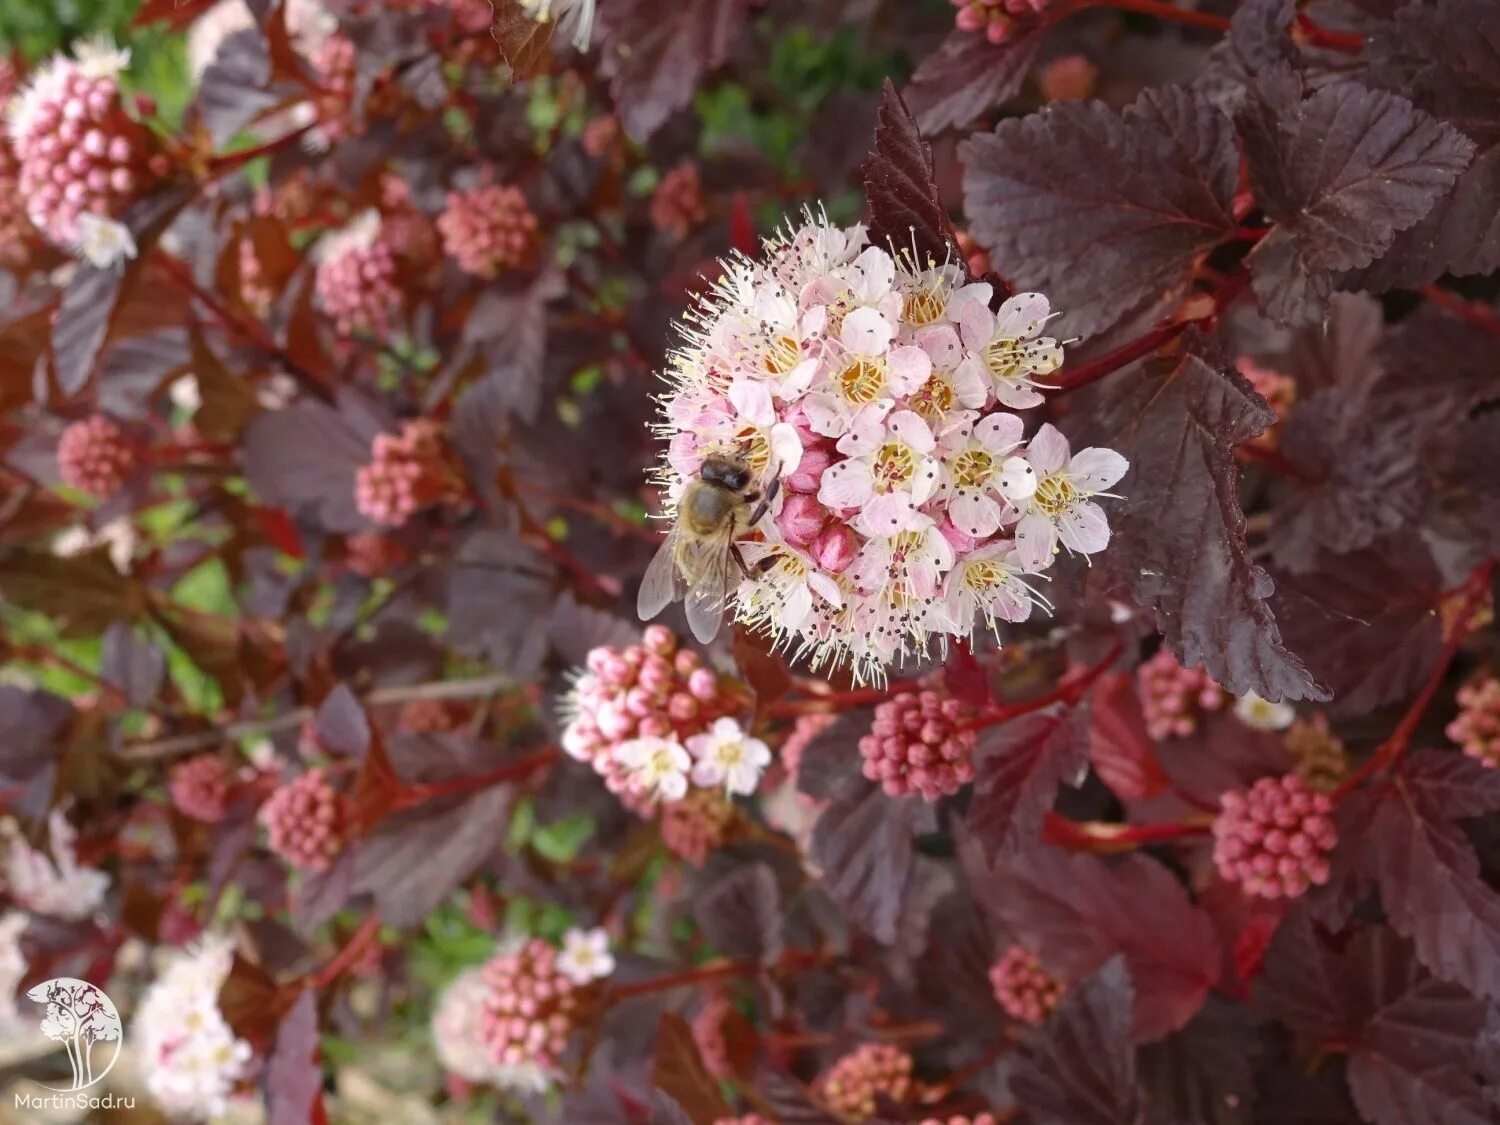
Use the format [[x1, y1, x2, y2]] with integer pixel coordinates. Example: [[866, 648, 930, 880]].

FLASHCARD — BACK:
[[23, 978, 122, 1092]]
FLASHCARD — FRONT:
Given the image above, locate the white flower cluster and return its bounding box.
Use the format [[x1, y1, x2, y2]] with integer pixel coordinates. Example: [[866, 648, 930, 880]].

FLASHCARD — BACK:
[[133, 934, 254, 1117], [651, 213, 1128, 683], [0, 809, 109, 920]]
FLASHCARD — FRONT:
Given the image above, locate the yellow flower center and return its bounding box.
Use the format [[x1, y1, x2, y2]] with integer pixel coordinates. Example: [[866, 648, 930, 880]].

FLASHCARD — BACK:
[[907, 375, 955, 426], [984, 338, 1029, 382], [1032, 473, 1076, 516], [717, 740, 744, 766], [962, 561, 1006, 592], [763, 333, 801, 375], [871, 441, 916, 493], [647, 747, 675, 776], [836, 358, 886, 404], [731, 424, 772, 472], [951, 448, 994, 488], [903, 286, 946, 326]]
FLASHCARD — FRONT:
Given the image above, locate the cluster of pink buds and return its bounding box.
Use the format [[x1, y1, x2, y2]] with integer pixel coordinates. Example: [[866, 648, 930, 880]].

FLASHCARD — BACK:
[[660, 788, 736, 865], [259, 768, 350, 872], [817, 1043, 915, 1121], [57, 415, 137, 499], [988, 945, 1062, 1025], [477, 938, 583, 1092], [437, 180, 539, 279], [1448, 676, 1500, 768], [1237, 358, 1297, 448], [354, 419, 469, 527], [1137, 650, 1226, 740], [168, 754, 234, 823], [1212, 774, 1337, 899], [951, 0, 1050, 44], [692, 990, 734, 1078], [5, 37, 165, 266], [859, 687, 977, 801], [560, 625, 744, 808], [651, 162, 707, 240], [314, 211, 403, 337], [305, 34, 357, 147]]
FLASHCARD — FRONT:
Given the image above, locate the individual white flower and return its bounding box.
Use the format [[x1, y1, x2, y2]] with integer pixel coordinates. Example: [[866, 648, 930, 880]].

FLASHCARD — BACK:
[[616, 735, 691, 802], [847, 517, 956, 666], [954, 292, 1063, 409], [940, 544, 1048, 637], [0, 809, 109, 920], [818, 407, 941, 536], [73, 35, 132, 80], [71, 213, 138, 270], [433, 967, 502, 1083], [936, 411, 1028, 539], [1012, 424, 1129, 571], [904, 323, 990, 428], [520, 0, 596, 51], [801, 304, 933, 437], [686, 717, 773, 795], [557, 927, 616, 984], [315, 208, 381, 263], [53, 516, 137, 573], [1234, 693, 1296, 731], [170, 374, 202, 414], [736, 541, 843, 635]]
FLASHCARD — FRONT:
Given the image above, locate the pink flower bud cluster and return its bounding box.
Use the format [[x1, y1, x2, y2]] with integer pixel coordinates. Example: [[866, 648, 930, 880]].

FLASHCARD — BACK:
[[951, 0, 1050, 44], [692, 991, 734, 1078], [57, 415, 136, 498], [5, 39, 162, 251], [1212, 774, 1337, 899], [660, 788, 735, 865], [858, 688, 977, 801], [817, 1043, 914, 1121], [560, 625, 741, 807], [308, 34, 357, 145], [354, 419, 468, 527], [650, 213, 1126, 684], [437, 181, 539, 279], [988, 945, 1061, 1025], [477, 938, 581, 1090], [168, 754, 234, 823], [1137, 650, 1226, 740], [314, 212, 403, 337], [259, 768, 350, 872], [1448, 676, 1500, 768], [651, 162, 706, 239]]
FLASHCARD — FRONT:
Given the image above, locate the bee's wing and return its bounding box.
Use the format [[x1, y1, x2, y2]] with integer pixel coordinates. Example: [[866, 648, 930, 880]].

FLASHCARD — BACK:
[[637, 526, 688, 622], [682, 532, 738, 645]]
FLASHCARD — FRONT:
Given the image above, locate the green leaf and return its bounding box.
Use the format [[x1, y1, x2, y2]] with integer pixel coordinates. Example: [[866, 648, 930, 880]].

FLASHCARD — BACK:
[[532, 814, 595, 863]]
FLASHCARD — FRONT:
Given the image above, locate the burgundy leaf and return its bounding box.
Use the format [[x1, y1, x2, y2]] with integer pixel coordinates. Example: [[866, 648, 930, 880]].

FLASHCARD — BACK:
[[647, 1091, 696, 1125], [456, 271, 563, 430], [961, 86, 1236, 340], [1398, 748, 1500, 821], [101, 623, 165, 708], [1266, 292, 1385, 396], [692, 863, 783, 966], [1009, 957, 1145, 1125], [904, 28, 1042, 136], [1269, 538, 1443, 716], [595, 0, 753, 142], [862, 79, 963, 275], [314, 684, 372, 758], [968, 704, 1090, 861], [651, 1015, 733, 1124], [810, 786, 919, 946], [1346, 0, 1500, 287], [972, 838, 1221, 1040], [194, 28, 285, 145], [1237, 68, 1474, 323], [0, 687, 70, 794], [1087, 674, 1169, 801], [1074, 336, 1326, 703], [263, 988, 322, 1124], [1137, 997, 1260, 1125], [242, 393, 387, 534]]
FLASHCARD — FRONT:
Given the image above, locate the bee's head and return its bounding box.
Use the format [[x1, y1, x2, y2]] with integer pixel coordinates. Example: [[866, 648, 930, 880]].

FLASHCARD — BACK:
[[699, 453, 752, 491]]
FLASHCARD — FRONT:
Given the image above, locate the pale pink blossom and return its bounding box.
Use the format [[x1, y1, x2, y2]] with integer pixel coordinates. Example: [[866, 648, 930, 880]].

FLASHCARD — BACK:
[[1013, 423, 1128, 571]]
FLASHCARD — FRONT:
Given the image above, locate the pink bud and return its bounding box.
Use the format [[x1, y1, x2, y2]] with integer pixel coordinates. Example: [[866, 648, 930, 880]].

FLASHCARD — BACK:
[[777, 493, 828, 547], [810, 524, 857, 573], [784, 445, 833, 493], [937, 518, 980, 555]]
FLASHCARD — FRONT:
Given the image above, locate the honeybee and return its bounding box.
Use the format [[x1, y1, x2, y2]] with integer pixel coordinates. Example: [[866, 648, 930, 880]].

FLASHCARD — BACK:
[[637, 453, 780, 644]]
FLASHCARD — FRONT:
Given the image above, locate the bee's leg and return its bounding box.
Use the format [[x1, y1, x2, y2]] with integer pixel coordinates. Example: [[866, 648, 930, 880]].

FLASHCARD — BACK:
[[746, 474, 782, 526], [731, 543, 753, 580]]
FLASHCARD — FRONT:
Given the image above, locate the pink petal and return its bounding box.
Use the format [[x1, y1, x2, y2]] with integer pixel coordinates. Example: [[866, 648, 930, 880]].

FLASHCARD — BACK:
[[1068, 447, 1129, 492], [841, 305, 894, 356], [1058, 501, 1111, 554], [1014, 512, 1058, 571], [1027, 423, 1070, 473], [886, 345, 933, 396], [817, 460, 873, 508]]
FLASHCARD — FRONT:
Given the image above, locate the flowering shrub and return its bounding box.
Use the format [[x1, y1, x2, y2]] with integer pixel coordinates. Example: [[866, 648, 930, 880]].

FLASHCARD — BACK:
[[2, 0, 1499, 1120]]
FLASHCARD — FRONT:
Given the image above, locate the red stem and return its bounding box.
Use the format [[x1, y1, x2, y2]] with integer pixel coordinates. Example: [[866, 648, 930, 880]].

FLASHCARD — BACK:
[[1419, 285, 1500, 341], [1333, 559, 1496, 798], [961, 643, 1122, 731], [1093, 0, 1231, 31], [1294, 13, 1367, 54], [205, 124, 317, 176], [1042, 811, 1212, 852], [312, 914, 380, 989], [395, 748, 558, 810], [766, 679, 922, 718]]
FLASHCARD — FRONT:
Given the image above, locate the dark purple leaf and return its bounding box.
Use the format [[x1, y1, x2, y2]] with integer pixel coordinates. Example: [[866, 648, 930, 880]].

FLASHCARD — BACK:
[[971, 837, 1221, 1040], [960, 86, 1236, 340], [242, 392, 386, 534], [1345, 0, 1500, 287], [194, 28, 284, 146], [1009, 957, 1145, 1125], [647, 1091, 695, 1125], [968, 704, 1090, 861], [548, 592, 643, 667], [810, 786, 919, 946], [0, 687, 70, 793], [651, 1016, 732, 1124], [1265, 292, 1385, 396], [596, 0, 753, 142], [861, 80, 962, 274], [1237, 69, 1473, 323], [445, 529, 553, 679], [263, 988, 322, 1123], [1437, 412, 1500, 556], [692, 863, 783, 966], [1269, 538, 1442, 715], [314, 684, 371, 757], [1398, 749, 1500, 821], [1138, 997, 1260, 1125], [455, 271, 563, 432], [1075, 336, 1326, 703], [101, 623, 165, 708], [904, 28, 1041, 136]]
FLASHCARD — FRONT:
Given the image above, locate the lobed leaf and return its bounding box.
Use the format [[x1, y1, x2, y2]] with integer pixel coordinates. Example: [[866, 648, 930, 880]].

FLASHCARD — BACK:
[[904, 28, 1041, 137], [862, 80, 963, 275], [968, 704, 1090, 861]]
